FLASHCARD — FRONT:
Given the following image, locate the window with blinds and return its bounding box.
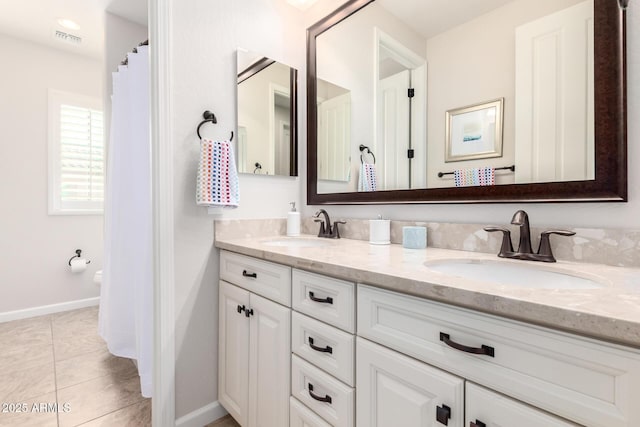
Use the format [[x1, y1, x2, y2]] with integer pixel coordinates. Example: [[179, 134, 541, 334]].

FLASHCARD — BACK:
[[48, 90, 104, 214]]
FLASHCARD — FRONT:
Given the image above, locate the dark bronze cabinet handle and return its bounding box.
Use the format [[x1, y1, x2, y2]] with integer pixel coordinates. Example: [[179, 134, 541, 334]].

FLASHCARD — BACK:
[[242, 270, 257, 278], [436, 404, 451, 425], [245, 308, 254, 318], [470, 420, 487, 427], [308, 383, 332, 403], [308, 337, 333, 354], [309, 291, 333, 304], [236, 305, 245, 314], [439, 333, 495, 357]]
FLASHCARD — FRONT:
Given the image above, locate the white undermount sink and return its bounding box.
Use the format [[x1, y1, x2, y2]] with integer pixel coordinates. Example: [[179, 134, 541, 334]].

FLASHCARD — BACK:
[[261, 237, 333, 248], [424, 259, 606, 289]]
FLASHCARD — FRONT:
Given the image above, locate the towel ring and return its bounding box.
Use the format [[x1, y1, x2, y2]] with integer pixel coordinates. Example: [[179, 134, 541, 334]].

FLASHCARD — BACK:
[[359, 144, 376, 164], [196, 110, 234, 141]]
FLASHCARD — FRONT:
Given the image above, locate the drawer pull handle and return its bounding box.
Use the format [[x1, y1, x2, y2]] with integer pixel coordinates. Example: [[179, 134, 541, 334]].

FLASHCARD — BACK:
[[242, 270, 257, 278], [439, 333, 495, 357], [470, 421, 486, 427], [308, 383, 332, 404], [308, 337, 333, 354], [245, 308, 254, 317], [308, 291, 333, 304], [436, 404, 451, 425], [236, 305, 246, 314]]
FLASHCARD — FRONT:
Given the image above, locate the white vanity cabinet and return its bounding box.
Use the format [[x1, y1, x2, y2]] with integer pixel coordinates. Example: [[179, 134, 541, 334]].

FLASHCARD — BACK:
[[218, 251, 292, 427], [357, 284, 640, 427]]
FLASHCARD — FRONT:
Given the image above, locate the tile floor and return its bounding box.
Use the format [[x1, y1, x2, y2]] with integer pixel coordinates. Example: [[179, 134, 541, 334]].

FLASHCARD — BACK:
[[205, 415, 240, 427], [0, 306, 151, 427]]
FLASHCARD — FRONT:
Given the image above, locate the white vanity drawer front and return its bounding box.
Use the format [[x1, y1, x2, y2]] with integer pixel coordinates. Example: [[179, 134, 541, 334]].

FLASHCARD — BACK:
[[466, 383, 579, 427], [291, 354, 354, 427], [290, 397, 333, 427], [292, 311, 355, 386], [220, 250, 291, 306], [292, 269, 355, 333], [358, 284, 640, 427]]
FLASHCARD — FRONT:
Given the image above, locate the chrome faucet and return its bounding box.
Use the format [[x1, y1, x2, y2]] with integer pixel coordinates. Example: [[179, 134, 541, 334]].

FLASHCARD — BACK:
[[484, 210, 575, 263], [314, 209, 346, 238]]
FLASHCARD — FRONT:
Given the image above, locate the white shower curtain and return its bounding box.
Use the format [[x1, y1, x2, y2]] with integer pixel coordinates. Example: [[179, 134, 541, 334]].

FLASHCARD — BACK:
[[99, 45, 152, 398]]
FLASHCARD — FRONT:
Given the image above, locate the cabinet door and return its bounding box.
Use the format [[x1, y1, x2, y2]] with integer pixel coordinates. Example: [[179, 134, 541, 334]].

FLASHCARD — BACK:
[[465, 383, 579, 427], [357, 338, 464, 427], [219, 280, 251, 426], [248, 293, 291, 427]]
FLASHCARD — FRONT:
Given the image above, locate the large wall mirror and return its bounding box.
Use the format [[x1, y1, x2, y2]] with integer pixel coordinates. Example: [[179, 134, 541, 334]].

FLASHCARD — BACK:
[[307, 0, 627, 203], [237, 49, 298, 177]]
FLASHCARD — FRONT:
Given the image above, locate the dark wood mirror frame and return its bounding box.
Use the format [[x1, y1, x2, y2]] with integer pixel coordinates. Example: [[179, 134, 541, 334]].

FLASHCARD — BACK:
[[307, 0, 627, 204]]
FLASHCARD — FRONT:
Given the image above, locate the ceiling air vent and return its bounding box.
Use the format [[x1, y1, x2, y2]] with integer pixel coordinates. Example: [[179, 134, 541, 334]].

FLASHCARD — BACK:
[[53, 30, 82, 45]]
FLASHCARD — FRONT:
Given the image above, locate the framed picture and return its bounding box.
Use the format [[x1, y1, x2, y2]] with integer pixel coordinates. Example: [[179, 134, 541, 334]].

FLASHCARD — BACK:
[[445, 98, 504, 162]]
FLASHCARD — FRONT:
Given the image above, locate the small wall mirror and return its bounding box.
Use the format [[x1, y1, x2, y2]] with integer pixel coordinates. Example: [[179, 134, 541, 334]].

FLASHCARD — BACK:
[[237, 49, 298, 177], [307, 0, 627, 204]]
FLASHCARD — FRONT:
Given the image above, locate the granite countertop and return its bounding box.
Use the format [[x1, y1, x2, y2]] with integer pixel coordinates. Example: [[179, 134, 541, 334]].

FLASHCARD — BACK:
[[215, 234, 640, 348]]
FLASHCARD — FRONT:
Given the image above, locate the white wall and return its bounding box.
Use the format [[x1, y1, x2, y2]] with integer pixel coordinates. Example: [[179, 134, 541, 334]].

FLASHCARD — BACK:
[[170, 0, 303, 418], [302, 0, 640, 231], [0, 34, 103, 313]]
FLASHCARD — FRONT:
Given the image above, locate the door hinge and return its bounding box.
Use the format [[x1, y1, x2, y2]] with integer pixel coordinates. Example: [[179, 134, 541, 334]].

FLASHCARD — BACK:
[[408, 88, 415, 98], [407, 149, 414, 159]]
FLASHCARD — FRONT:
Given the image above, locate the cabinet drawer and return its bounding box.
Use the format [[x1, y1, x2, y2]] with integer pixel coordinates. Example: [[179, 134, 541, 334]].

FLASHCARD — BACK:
[[220, 250, 291, 306], [358, 284, 640, 427], [292, 269, 355, 333], [292, 311, 355, 386], [291, 354, 354, 427], [466, 383, 579, 427], [290, 397, 333, 427]]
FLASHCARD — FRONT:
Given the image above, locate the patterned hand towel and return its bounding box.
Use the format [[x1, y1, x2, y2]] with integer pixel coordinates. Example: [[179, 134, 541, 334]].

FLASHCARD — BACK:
[[196, 138, 240, 208], [454, 167, 495, 187], [358, 162, 377, 192]]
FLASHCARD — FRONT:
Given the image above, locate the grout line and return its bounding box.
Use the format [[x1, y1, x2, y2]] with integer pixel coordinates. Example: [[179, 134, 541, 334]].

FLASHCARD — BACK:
[[50, 316, 61, 427]]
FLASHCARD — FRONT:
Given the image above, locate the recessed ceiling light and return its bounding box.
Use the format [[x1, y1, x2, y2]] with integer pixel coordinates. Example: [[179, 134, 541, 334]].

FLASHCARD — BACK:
[[57, 18, 80, 31], [286, 0, 320, 11]]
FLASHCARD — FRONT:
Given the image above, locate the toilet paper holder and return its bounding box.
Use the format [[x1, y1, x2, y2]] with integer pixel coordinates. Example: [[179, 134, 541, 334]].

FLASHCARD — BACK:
[[68, 249, 91, 266]]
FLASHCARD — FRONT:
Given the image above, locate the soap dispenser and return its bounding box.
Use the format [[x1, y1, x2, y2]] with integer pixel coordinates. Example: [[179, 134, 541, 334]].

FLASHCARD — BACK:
[[287, 202, 300, 237]]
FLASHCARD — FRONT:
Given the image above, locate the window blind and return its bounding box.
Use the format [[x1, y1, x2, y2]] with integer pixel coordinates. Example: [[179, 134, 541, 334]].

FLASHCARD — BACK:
[[59, 104, 104, 205]]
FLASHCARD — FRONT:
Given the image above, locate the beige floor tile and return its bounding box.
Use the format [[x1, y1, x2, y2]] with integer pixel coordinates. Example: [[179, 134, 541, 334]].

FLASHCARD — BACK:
[[0, 316, 52, 350], [0, 342, 53, 373], [206, 415, 241, 427], [54, 333, 107, 362], [57, 370, 144, 427], [0, 392, 58, 427], [52, 307, 99, 341], [76, 399, 151, 427], [52, 306, 98, 325], [0, 360, 55, 403], [56, 348, 138, 390]]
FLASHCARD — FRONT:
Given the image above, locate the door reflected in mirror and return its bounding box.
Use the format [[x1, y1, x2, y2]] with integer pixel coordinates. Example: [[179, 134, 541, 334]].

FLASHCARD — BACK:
[[314, 0, 595, 194], [237, 49, 298, 177]]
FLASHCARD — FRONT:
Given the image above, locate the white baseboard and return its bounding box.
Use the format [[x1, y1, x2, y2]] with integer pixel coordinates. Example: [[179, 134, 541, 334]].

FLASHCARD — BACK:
[[0, 297, 100, 323], [175, 401, 228, 427]]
